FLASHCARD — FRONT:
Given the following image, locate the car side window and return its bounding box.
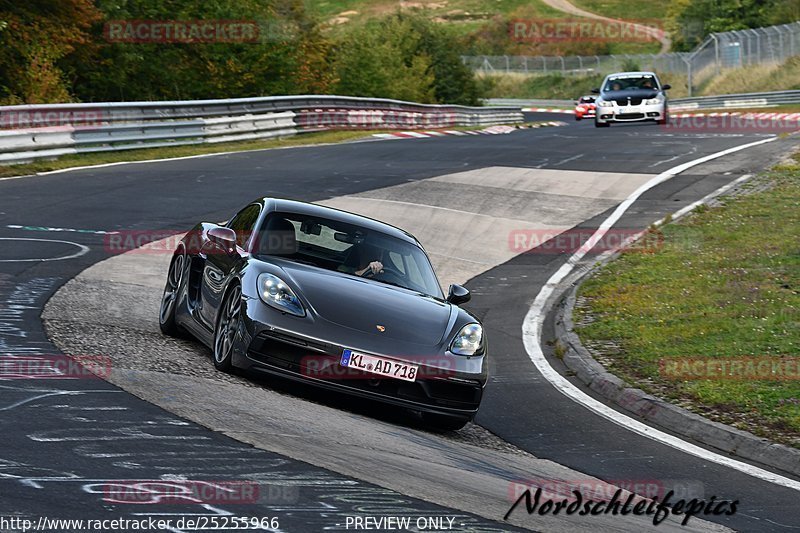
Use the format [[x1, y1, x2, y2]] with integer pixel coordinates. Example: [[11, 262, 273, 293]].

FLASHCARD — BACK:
[[227, 204, 262, 248], [387, 251, 405, 274]]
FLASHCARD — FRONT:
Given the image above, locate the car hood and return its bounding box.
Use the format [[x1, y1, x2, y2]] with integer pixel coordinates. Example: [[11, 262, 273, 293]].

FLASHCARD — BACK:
[[278, 261, 452, 346], [602, 89, 660, 103]]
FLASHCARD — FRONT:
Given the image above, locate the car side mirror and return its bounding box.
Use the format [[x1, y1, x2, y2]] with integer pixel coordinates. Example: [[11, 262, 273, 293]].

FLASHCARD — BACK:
[[208, 226, 237, 255], [662, 84, 671, 90], [447, 284, 471, 305], [591, 88, 600, 94]]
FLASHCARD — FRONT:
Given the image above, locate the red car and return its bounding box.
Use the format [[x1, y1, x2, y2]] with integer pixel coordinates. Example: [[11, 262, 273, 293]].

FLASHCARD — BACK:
[[574, 96, 596, 121]]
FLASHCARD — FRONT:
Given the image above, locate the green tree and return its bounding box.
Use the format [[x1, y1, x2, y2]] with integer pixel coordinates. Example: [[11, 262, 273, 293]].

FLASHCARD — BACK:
[[333, 13, 485, 105], [0, 0, 101, 103], [65, 0, 334, 102], [666, 0, 789, 52], [333, 16, 435, 103], [404, 14, 483, 105]]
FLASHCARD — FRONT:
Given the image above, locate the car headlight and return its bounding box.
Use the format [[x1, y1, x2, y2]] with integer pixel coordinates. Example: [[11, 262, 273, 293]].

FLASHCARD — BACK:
[[596, 99, 613, 107], [644, 97, 664, 105], [257, 273, 305, 317], [450, 323, 484, 356]]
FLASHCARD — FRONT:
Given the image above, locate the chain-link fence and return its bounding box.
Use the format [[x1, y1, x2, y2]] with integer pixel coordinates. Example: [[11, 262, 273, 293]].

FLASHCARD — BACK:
[[463, 21, 800, 96], [461, 54, 689, 76]]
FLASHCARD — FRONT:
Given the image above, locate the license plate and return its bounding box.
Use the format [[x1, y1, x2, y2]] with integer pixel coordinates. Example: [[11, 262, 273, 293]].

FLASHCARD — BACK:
[[340, 349, 418, 382]]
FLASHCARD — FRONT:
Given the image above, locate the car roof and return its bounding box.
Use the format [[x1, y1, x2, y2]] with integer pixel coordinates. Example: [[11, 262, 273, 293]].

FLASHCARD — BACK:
[[605, 71, 658, 79], [260, 198, 421, 246]]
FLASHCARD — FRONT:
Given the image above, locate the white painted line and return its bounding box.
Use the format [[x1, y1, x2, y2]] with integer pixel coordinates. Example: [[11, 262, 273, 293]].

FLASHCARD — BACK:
[[0, 237, 90, 262], [7, 224, 116, 235], [665, 173, 752, 223], [522, 136, 800, 492]]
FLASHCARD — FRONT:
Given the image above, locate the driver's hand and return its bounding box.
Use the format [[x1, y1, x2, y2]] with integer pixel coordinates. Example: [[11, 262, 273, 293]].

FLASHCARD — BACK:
[[367, 261, 383, 274]]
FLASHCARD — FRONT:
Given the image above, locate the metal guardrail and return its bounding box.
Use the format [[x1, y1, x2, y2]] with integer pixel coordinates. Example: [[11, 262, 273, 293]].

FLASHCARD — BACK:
[[0, 95, 523, 165], [486, 98, 575, 108], [488, 90, 800, 111], [669, 90, 800, 110]]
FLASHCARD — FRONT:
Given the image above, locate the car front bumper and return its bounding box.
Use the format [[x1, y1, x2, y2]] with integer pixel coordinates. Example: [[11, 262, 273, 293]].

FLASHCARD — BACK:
[[595, 102, 666, 123], [232, 298, 487, 419]]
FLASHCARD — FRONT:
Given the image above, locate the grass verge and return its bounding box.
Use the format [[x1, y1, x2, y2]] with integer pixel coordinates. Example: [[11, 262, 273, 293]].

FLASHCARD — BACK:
[[0, 130, 377, 179], [568, 0, 667, 20], [574, 152, 800, 448], [698, 56, 800, 97], [672, 105, 800, 115], [483, 71, 689, 99]]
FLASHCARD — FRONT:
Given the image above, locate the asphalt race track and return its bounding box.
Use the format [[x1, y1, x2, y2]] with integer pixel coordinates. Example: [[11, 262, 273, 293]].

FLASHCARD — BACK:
[[1, 114, 798, 532]]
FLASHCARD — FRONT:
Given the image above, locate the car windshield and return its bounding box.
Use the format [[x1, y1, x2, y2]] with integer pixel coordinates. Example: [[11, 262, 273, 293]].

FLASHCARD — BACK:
[[254, 211, 443, 298], [603, 75, 658, 92]]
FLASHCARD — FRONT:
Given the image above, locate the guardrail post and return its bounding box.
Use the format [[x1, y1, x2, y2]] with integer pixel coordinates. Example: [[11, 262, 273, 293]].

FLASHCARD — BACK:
[[711, 34, 720, 75], [683, 55, 693, 97]]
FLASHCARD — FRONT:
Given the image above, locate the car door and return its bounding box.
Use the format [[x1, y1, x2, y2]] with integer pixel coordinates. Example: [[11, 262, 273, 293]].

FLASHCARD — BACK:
[[198, 203, 262, 329]]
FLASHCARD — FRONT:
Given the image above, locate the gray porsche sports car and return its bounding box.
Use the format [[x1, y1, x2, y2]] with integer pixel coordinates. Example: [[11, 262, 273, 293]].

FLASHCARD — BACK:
[[159, 198, 488, 429]]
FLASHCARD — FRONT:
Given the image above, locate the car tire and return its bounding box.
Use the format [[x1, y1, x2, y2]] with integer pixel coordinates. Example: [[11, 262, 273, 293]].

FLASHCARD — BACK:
[[594, 119, 609, 128], [159, 251, 185, 337], [213, 283, 242, 373], [421, 412, 471, 431], [575, 116, 581, 121]]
